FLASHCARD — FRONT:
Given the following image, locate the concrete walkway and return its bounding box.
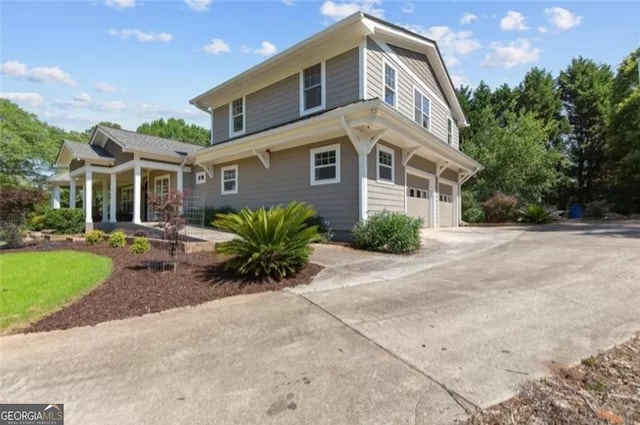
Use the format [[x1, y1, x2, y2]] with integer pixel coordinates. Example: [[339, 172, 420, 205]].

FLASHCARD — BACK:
[[1, 221, 639, 424]]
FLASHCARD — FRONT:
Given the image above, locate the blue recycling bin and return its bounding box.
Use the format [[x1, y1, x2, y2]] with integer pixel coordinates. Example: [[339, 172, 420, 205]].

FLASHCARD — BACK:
[[568, 203, 584, 219]]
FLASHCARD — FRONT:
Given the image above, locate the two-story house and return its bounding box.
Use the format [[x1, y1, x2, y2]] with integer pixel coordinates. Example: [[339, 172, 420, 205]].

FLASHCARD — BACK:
[[50, 12, 481, 239]]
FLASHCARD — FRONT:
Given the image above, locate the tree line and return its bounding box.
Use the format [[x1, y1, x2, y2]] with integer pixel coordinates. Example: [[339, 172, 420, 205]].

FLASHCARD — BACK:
[[458, 48, 639, 214]]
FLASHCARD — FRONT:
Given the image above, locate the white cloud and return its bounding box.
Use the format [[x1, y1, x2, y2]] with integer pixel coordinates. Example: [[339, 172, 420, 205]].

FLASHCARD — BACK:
[[0, 92, 45, 107], [72, 92, 92, 103], [460, 13, 477, 25], [538, 26, 548, 34], [94, 81, 117, 93], [500, 11, 528, 31], [203, 38, 231, 54], [281, 0, 296, 5], [443, 55, 461, 68], [545, 7, 583, 30], [184, 0, 211, 12], [401, 2, 414, 14], [105, 0, 135, 9], [450, 75, 469, 87], [253, 41, 277, 56], [481, 39, 541, 69], [320, 0, 383, 21], [0, 60, 77, 86], [99, 101, 127, 111], [108, 29, 173, 43], [53, 96, 127, 112], [406, 25, 481, 55]]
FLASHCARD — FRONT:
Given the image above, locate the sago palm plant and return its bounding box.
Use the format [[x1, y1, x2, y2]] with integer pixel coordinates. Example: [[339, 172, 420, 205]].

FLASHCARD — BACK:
[[213, 201, 319, 280]]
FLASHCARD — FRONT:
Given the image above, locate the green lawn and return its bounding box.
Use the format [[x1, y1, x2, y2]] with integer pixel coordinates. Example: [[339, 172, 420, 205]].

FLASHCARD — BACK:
[[0, 251, 112, 332]]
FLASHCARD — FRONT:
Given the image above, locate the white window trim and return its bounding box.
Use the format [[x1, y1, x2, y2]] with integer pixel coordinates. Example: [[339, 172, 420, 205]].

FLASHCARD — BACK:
[[221, 164, 238, 195], [413, 86, 432, 132], [154, 174, 171, 194], [309, 143, 340, 186], [447, 117, 453, 145], [121, 185, 133, 213], [299, 61, 326, 116], [195, 171, 206, 185], [229, 96, 246, 138], [376, 144, 395, 185], [382, 60, 398, 108]]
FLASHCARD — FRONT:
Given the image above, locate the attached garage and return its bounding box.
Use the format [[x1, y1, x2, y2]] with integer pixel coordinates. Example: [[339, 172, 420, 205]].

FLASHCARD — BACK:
[[438, 182, 455, 227], [406, 173, 430, 227]]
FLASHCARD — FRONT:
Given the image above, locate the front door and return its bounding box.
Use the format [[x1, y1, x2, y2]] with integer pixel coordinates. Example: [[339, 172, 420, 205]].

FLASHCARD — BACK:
[[153, 174, 170, 220]]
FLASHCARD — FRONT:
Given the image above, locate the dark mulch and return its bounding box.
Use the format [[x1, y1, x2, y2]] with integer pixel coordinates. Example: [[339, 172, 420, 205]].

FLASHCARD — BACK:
[[458, 334, 640, 425], [3, 241, 322, 334]]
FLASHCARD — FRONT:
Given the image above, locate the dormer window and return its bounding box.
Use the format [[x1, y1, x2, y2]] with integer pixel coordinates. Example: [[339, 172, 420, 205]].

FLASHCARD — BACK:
[[230, 97, 245, 136], [383, 62, 397, 107], [300, 62, 325, 115]]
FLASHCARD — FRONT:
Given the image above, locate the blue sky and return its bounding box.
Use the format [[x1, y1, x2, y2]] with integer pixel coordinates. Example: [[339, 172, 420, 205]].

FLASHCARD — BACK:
[[1, 0, 638, 131]]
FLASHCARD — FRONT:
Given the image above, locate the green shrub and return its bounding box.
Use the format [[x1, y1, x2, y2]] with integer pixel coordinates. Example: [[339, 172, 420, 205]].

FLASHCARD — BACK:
[[306, 215, 333, 243], [214, 201, 319, 280], [205, 205, 237, 228], [519, 204, 555, 224], [462, 207, 485, 223], [482, 193, 519, 223], [108, 231, 127, 248], [129, 237, 151, 254], [584, 201, 609, 219], [0, 222, 23, 248], [85, 229, 106, 245], [28, 214, 46, 231], [42, 208, 85, 234], [352, 212, 422, 254]]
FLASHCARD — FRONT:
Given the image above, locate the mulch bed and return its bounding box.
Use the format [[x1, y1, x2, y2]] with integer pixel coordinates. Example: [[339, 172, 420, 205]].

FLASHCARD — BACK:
[[3, 241, 322, 334], [458, 334, 640, 425]]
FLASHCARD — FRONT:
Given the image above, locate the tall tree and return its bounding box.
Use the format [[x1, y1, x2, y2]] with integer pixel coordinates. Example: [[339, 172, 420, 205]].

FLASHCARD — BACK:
[[558, 57, 613, 203], [455, 85, 472, 148], [606, 49, 640, 213], [516, 67, 568, 147], [491, 83, 518, 126], [136, 118, 210, 146]]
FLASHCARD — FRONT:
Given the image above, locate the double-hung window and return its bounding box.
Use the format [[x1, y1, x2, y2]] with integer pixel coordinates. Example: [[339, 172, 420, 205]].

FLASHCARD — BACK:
[[310, 144, 340, 185], [230, 97, 245, 136], [447, 118, 453, 145], [221, 165, 238, 194], [301, 63, 325, 114], [377, 145, 394, 183], [383, 62, 397, 107], [414, 88, 431, 130]]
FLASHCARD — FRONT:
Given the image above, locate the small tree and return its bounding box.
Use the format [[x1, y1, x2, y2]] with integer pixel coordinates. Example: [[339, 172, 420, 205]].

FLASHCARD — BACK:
[[147, 190, 186, 263]]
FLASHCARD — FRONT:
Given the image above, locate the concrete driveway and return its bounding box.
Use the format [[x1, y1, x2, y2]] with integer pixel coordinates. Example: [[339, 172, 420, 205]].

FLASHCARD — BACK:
[[1, 221, 639, 424]]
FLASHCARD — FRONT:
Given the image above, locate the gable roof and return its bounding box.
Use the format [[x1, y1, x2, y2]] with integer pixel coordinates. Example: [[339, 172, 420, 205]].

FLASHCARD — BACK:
[[95, 125, 203, 157], [189, 12, 468, 126], [63, 140, 114, 160]]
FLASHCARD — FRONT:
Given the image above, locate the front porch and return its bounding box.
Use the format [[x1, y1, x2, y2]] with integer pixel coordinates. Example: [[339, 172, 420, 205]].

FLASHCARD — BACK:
[[50, 160, 185, 231]]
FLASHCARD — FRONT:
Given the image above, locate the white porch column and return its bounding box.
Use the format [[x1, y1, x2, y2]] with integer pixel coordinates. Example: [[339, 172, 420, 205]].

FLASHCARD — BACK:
[[358, 146, 368, 221], [109, 173, 117, 223], [101, 180, 108, 223], [51, 186, 61, 209], [177, 168, 184, 213], [69, 178, 76, 208], [85, 168, 93, 228], [133, 164, 142, 224]]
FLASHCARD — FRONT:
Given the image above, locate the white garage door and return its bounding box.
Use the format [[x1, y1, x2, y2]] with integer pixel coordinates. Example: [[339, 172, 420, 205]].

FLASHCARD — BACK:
[[438, 182, 454, 227], [406, 174, 430, 227]]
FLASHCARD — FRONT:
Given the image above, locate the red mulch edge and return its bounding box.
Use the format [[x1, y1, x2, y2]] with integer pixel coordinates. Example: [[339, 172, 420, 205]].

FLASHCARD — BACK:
[[2, 241, 322, 334]]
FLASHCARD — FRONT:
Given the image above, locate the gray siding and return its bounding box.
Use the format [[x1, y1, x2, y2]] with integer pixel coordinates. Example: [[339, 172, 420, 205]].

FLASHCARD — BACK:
[[388, 44, 449, 108], [326, 47, 360, 109], [104, 139, 133, 166], [367, 140, 405, 214], [190, 137, 359, 231], [210, 48, 360, 146], [212, 104, 229, 145], [407, 155, 437, 175], [70, 159, 85, 172], [366, 37, 459, 150]]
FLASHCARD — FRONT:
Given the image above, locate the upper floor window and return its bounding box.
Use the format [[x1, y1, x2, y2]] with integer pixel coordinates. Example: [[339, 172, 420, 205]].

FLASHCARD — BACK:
[[230, 97, 245, 136], [377, 145, 394, 183], [221, 165, 238, 194], [383, 62, 397, 107], [414, 89, 431, 130], [447, 118, 453, 145], [310, 144, 340, 185], [196, 171, 206, 185], [300, 62, 325, 115]]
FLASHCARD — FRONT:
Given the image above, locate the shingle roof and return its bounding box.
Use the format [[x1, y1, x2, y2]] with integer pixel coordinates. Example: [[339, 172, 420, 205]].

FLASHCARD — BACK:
[[98, 126, 203, 157], [64, 140, 114, 160]]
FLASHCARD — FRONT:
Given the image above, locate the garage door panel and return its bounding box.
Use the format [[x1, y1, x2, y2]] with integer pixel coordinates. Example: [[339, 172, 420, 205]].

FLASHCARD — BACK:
[[438, 183, 454, 227], [406, 175, 430, 227]]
